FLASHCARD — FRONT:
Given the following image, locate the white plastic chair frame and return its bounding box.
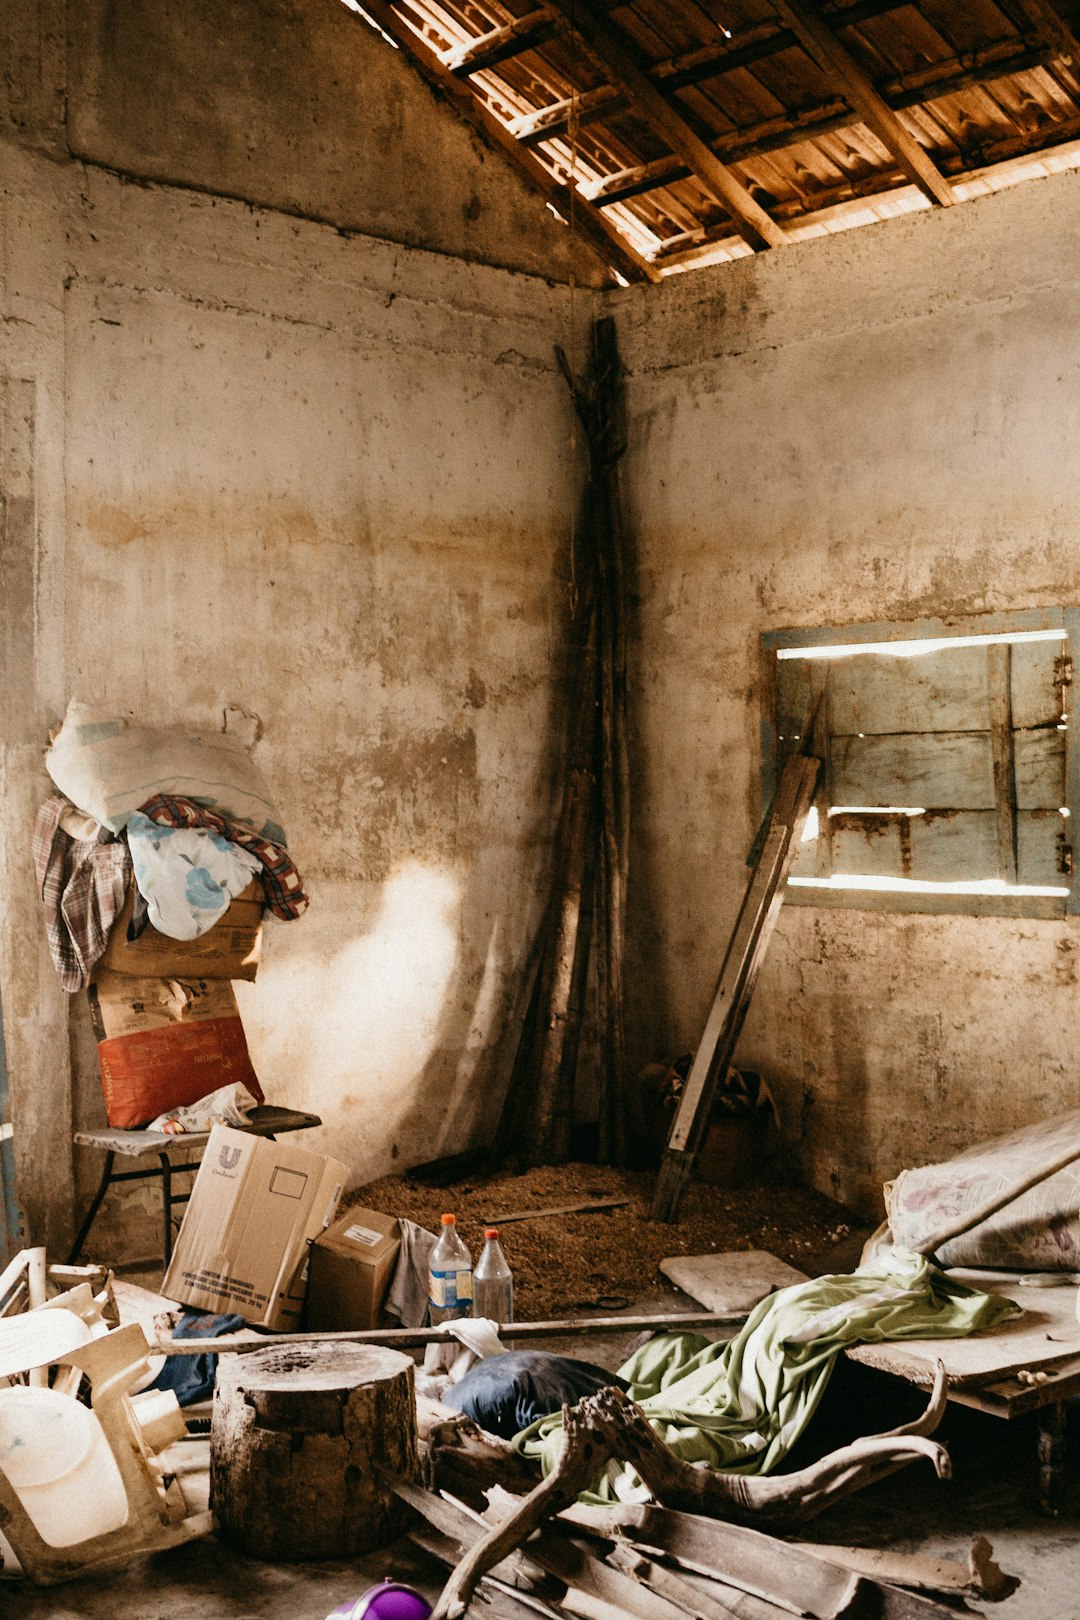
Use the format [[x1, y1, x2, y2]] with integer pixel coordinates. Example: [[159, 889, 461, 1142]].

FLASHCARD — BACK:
[[0, 1320, 212, 1583]]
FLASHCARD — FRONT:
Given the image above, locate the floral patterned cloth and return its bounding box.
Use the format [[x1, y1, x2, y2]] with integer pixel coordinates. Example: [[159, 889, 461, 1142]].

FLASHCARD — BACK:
[[138, 793, 309, 921]]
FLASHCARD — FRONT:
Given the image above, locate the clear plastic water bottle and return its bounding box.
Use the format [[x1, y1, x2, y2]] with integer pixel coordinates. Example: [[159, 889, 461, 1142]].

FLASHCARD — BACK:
[[427, 1213, 473, 1325], [473, 1227, 513, 1323]]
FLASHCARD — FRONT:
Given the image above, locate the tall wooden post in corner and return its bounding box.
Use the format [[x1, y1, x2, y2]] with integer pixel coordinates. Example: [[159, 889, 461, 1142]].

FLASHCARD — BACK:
[[497, 318, 632, 1166]]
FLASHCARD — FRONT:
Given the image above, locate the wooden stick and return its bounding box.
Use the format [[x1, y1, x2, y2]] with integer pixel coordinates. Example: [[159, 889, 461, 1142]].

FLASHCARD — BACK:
[[592, 317, 631, 1168], [651, 742, 820, 1221], [153, 1307, 744, 1357], [521, 580, 601, 1163], [486, 1198, 630, 1225], [429, 1403, 609, 1620]]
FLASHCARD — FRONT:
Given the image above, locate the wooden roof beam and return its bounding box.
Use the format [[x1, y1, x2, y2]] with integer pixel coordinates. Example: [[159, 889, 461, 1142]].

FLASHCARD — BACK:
[[441, 8, 564, 76], [509, 1, 904, 145], [653, 116, 1080, 269], [342, 0, 657, 283], [1011, 0, 1080, 65], [511, 83, 621, 145], [585, 39, 1055, 207], [771, 0, 955, 206], [523, 0, 789, 248]]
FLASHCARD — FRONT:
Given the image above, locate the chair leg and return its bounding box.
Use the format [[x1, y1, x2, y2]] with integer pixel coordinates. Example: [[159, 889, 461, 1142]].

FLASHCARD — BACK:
[[68, 1152, 117, 1263], [159, 1152, 174, 1266]]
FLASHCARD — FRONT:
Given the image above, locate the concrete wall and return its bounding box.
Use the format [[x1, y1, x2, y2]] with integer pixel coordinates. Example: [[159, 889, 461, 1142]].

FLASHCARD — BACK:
[[1, 0, 595, 1255], [65, 0, 606, 285], [613, 171, 1080, 1217]]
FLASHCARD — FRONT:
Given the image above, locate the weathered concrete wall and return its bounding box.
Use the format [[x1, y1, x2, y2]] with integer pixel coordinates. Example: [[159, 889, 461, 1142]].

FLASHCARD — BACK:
[[66, 0, 605, 286], [1, 0, 595, 1255], [0, 138, 74, 1253], [612, 171, 1080, 1217]]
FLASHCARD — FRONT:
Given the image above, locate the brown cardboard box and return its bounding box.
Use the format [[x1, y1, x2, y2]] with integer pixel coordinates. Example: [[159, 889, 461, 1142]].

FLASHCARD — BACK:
[[87, 969, 263, 1128], [306, 1207, 401, 1331], [163, 1125, 348, 1330], [101, 879, 263, 981]]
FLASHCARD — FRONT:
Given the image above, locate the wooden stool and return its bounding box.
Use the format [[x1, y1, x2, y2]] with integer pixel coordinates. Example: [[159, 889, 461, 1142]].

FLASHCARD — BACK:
[[211, 1343, 420, 1560], [69, 1105, 322, 1267]]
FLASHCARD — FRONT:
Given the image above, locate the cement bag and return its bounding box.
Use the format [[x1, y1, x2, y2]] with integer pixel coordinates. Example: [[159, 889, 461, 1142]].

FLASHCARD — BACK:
[[86, 969, 264, 1130], [886, 1109, 1080, 1270], [100, 879, 263, 982], [46, 701, 286, 842]]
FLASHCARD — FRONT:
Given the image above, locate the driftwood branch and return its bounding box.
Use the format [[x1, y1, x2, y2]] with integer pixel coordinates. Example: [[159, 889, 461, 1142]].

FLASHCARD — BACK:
[[577, 1364, 949, 1527], [426, 1367, 953, 1618], [430, 1402, 611, 1620]]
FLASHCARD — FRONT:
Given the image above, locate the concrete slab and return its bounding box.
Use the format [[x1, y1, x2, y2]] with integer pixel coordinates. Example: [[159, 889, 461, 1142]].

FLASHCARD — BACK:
[[659, 1249, 809, 1315]]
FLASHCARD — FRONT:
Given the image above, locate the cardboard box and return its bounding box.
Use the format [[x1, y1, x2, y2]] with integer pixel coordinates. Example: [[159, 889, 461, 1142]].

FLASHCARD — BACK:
[[100, 879, 263, 981], [87, 969, 264, 1129], [163, 1125, 348, 1330], [306, 1207, 401, 1331]]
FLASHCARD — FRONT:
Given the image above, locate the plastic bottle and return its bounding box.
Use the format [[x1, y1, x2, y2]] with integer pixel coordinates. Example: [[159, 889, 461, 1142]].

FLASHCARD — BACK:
[[473, 1227, 513, 1323], [427, 1213, 473, 1325]]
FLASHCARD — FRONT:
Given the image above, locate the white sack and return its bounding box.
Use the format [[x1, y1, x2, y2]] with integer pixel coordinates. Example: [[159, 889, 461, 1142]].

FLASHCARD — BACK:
[[46, 701, 286, 841]]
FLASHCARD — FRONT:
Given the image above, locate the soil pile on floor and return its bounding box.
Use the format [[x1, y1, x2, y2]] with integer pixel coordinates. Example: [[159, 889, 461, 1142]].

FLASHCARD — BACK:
[[356, 1163, 857, 1320]]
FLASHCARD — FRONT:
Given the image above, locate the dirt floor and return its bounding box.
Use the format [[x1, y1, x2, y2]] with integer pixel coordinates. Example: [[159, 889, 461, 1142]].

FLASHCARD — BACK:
[[356, 1161, 860, 1319]]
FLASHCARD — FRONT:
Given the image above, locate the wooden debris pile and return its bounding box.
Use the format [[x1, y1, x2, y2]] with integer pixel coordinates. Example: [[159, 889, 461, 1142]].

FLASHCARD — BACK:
[[406, 1373, 1019, 1620]]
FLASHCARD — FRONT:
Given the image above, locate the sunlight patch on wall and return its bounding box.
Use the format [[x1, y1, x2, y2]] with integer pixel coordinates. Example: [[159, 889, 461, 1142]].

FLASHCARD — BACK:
[[789, 874, 1069, 898], [240, 860, 462, 1141], [777, 629, 1066, 662]]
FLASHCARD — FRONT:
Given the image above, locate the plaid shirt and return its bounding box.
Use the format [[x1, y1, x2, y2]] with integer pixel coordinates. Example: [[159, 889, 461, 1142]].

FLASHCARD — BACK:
[[33, 796, 131, 992], [137, 794, 308, 921]]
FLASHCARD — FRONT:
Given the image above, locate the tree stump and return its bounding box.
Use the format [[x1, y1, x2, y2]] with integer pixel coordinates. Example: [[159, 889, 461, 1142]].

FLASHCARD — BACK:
[[210, 1344, 420, 1560]]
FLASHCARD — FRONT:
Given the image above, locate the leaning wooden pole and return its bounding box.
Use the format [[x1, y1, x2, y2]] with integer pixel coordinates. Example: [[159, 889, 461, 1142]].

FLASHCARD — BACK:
[[497, 318, 631, 1166], [558, 318, 632, 1166], [651, 730, 822, 1222], [524, 575, 600, 1162], [592, 318, 631, 1166]]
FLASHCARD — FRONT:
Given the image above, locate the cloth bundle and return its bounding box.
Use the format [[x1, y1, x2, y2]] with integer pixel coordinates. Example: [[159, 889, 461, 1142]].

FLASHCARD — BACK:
[[514, 1248, 1019, 1504], [34, 703, 311, 1132]]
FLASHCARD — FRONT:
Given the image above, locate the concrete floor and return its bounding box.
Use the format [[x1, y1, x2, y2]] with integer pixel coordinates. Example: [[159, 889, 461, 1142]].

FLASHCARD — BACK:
[[4, 1279, 1079, 1620]]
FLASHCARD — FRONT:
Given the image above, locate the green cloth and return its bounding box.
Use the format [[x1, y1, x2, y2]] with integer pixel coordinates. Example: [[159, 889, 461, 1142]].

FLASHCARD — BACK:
[[513, 1248, 1019, 1504]]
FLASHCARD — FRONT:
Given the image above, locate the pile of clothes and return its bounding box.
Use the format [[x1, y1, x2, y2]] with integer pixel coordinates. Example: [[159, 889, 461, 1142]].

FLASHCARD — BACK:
[[33, 701, 308, 1129]]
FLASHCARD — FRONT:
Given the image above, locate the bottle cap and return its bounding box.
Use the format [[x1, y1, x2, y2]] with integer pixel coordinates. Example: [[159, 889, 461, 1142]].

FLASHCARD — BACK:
[[484, 1228, 499, 1240], [441, 1213, 456, 1225]]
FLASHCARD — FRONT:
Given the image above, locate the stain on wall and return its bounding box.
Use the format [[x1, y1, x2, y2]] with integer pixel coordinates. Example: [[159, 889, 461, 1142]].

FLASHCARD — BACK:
[[65, 0, 607, 286]]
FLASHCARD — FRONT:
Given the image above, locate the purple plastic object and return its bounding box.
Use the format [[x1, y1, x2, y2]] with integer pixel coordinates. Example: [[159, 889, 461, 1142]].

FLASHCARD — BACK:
[[326, 1582, 434, 1620]]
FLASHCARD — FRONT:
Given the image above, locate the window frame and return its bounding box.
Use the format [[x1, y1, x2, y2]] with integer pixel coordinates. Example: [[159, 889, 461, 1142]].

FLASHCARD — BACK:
[[760, 606, 1080, 921]]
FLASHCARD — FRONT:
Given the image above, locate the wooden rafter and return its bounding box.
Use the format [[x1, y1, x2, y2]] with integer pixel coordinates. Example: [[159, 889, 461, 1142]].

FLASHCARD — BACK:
[[511, 83, 621, 146], [652, 118, 1080, 269], [771, 0, 956, 206], [344, 0, 657, 282], [360, 0, 1080, 280], [582, 40, 1056, 208], [540, 0, 787, 250], [506, 1, 905, 147], [1011, 0, 1080, 64], [442, 8, 563, 76]]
